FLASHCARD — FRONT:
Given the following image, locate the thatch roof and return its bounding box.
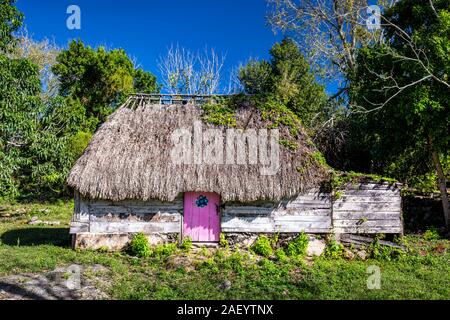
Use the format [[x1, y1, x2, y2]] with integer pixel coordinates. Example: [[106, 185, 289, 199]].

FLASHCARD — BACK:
[[67, 95, 330, 202]]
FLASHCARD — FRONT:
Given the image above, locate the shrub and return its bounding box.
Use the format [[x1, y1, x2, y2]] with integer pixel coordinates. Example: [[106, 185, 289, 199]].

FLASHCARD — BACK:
[[129, 233, 151, 258], [219, 233, 229, 248], [179, 237, 193, 252], [286, 233, 309, 257], [154, 243, 178, 257], [324, 240, 344, 259], [367, 242, 405, 261], [251, 235, 274, 257], [275, 248, 288, 262], [423, 228, 440, 241]]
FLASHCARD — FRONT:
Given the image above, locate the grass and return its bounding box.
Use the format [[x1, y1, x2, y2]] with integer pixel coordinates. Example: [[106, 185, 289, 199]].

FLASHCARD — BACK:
[[0, 200, 449, 299]]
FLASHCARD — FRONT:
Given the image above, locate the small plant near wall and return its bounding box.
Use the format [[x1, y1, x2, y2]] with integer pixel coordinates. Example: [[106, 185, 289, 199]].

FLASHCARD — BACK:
[[154, 243, 178, 258], [286, 232, 309, 257], [129, 232, 152, 258], [423, 228, 441, 241], [367, 240, 405, 261], [179, 236, 193, 252], [251, 235, 274, 257], [219, 233, 229, 248], [274, 248, 288, 262], [324, 240, 345, 259]]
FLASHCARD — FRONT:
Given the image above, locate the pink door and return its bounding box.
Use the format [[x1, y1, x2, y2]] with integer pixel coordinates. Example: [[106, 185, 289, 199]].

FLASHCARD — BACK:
[[183, 192, 221, 242]]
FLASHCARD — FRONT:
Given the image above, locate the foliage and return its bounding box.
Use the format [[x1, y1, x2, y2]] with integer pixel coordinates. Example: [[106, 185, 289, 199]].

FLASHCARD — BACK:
[[53, 40, 159, 123], [0, 201, 449, 299], [346, 0, 450, 189], [367, 241, 406, 261], [219, 233, 229, 248], [324, 240, 345, 259], [286, 232, 309, 257], [423, 228, 441, 241], [238, 38, 327, 127], [0, 0, 23, 53], [250, 235, 274, 257], [0, 54, 41, 197], [8, 30, 60, 98], [238, 59, 272, 94], [179, 237, 193, 252], [129, 233, 151, 258], [153, 243, 178, 258], [201, 99, 237, 127], [274, 248, 288, 262]]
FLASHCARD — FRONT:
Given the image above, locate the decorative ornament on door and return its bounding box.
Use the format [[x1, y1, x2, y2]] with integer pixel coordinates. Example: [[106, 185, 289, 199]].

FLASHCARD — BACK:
[[195, 195, 209, 208]]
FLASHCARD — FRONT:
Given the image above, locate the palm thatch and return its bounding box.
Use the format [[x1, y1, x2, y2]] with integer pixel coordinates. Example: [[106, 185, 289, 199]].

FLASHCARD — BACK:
[[67, 95, 330, 202]]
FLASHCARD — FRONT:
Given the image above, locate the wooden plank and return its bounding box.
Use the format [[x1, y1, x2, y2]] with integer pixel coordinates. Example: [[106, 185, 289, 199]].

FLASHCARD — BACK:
[[333, 212, 401, 220], [69, 222, 89, 233], [333, 220, 401, 228], [78, 197, 90, 222], [89, 221, 180, 233], [286, 200, 331, 208], [89, 212, 181, 222], [337, 190, 400, 196], [275, 209, 331, 216], [274, 215, 331, 222], [274, 225, 331, 233], [221, 224, 275, 233], [341, 234, 405, 249], [334, 196, 401, 203], [341, 184, 401, 191], [333, 202, 401, 212], [222, 206, 276, 215], [334, 227, 402, 234], [89, 204, 182, 214]]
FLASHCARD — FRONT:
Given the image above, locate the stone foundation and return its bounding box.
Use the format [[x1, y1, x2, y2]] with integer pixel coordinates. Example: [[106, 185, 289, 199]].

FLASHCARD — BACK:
[[72, 233, 179, 250], [223, 232, 326, 248]]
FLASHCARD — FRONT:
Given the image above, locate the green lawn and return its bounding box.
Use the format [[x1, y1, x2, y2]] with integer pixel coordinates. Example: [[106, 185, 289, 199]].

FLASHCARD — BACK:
[[0, 200, 448, 300]]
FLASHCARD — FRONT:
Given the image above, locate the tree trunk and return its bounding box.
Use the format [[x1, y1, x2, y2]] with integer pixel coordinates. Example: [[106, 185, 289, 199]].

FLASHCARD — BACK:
[[429, 136, 450, 227]]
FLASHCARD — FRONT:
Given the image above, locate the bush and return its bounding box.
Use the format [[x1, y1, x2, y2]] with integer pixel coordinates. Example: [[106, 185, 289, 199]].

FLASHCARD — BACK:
[[251, 235, 274, 257], [129, 233, 151, 258], [367, 242, 405, 261], [274, 248, 288, 262], [154, 243, 178, 257], [423, 228, 440, 241], [219, 233, 229, 248], [324, 240, 344, 259], [179, 237, 193, 252], [286, 233, 309, 257]]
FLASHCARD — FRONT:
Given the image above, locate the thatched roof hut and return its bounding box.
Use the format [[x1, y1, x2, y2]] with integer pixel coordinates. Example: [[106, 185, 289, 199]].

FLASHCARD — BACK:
[[67, 95, 329, 203], [68, 95, 403, 250]]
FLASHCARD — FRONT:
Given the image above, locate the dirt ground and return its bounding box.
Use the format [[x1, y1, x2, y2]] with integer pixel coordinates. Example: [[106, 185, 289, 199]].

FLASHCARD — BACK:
[[0, 264, 110, 300]]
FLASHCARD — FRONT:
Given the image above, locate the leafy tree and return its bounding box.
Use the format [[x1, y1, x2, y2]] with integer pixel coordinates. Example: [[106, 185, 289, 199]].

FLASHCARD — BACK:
[[350, 0, 450, 225], [0, 0, 23, 53], [0, 54, 41, 197], [238, 60, 272, 94], [239, 38, 327, 127], [53, 40, 159, 122]]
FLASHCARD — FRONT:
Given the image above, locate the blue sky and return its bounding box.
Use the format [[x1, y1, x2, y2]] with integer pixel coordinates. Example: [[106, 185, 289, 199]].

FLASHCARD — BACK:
[[16, 0, 333, 93]]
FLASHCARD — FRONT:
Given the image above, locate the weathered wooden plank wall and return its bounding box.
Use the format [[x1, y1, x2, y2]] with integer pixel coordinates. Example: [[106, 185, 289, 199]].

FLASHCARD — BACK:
[[70, 182, 403, 237], [221, 188, 332, 233], [332, 183, 402, 234], [70, 192, 182, 234]]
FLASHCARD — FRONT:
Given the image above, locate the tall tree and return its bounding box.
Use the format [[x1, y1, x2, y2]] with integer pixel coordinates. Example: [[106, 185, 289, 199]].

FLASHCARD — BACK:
[[350, 0, 450, 226], [158, 44, 225, 95], [53, 40, 159, 123], [267, 0, 390, 101], [0, 0, 23, 53], [239, 38, 327, 127], [0, 55, 41, 197]]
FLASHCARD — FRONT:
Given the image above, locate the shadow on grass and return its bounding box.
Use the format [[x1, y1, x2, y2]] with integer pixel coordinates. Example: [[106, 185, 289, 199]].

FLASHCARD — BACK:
[[0, 228, 70, 247]]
